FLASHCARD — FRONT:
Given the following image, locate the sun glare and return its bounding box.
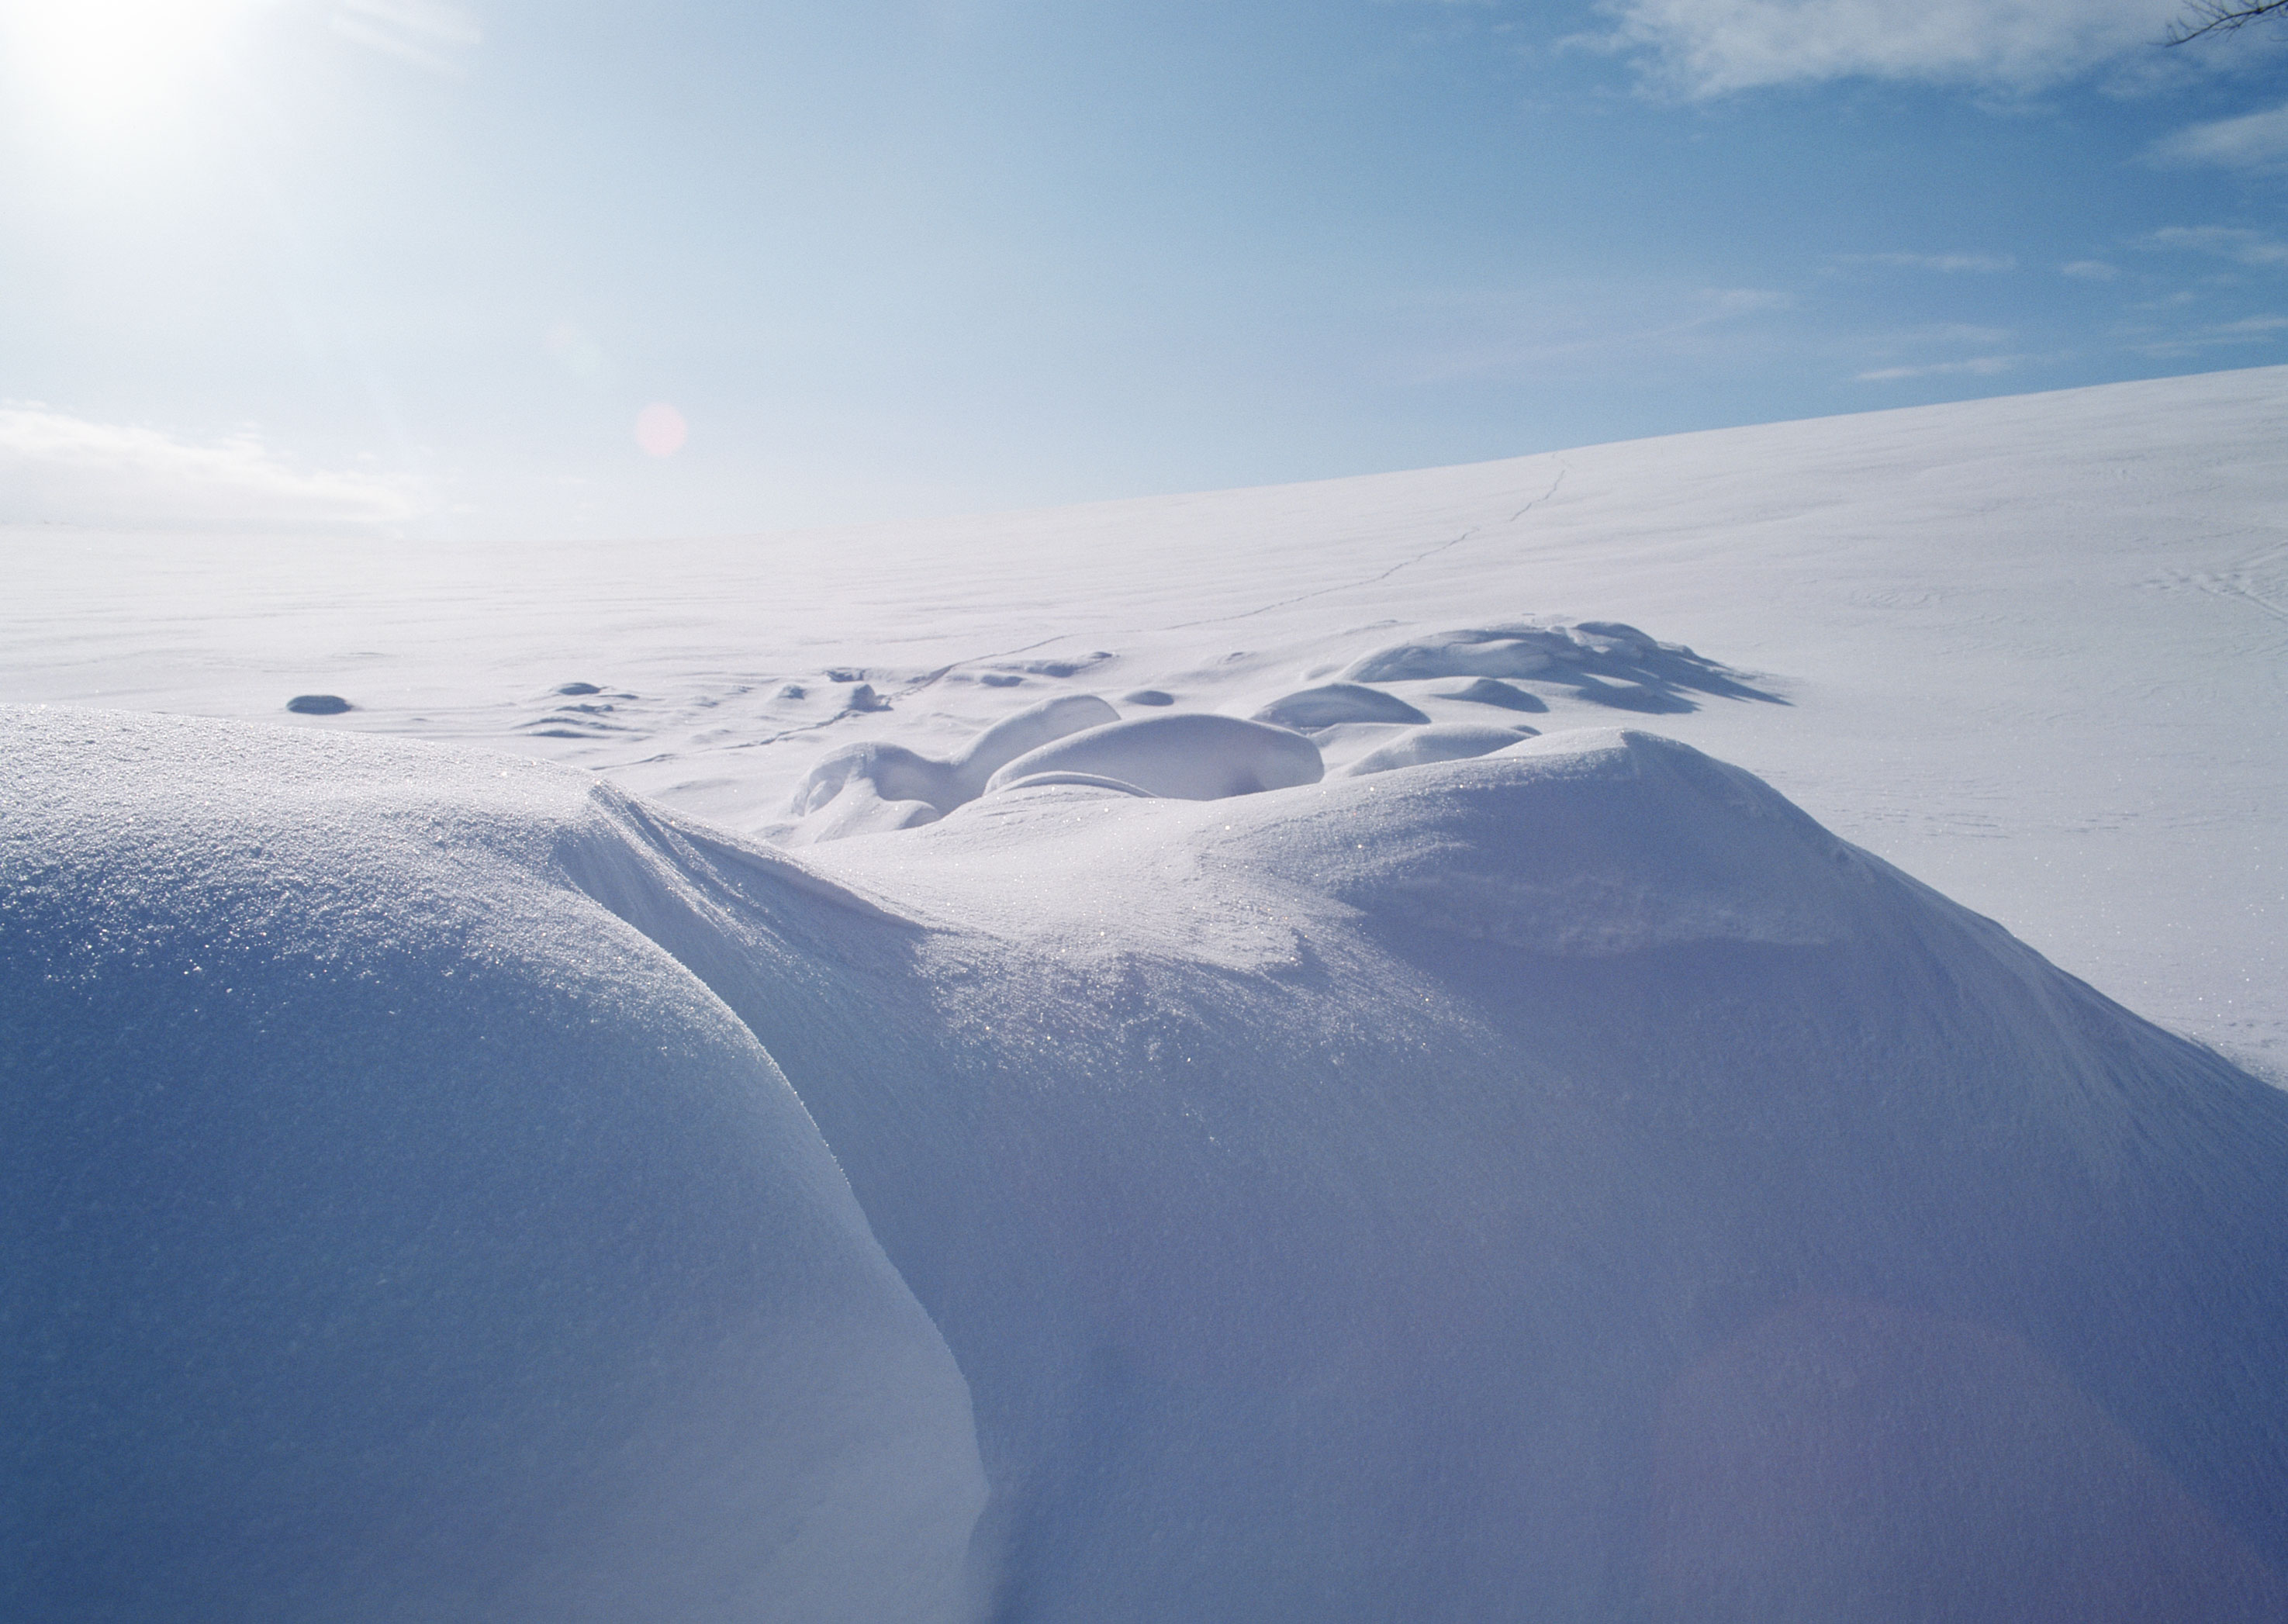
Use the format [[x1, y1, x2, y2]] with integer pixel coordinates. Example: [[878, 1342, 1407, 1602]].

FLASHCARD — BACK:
[[2, 0, 275, 135]]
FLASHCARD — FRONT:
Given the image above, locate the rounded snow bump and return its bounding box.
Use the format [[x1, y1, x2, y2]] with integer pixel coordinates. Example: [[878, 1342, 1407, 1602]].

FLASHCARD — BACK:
[[985, 712, 1323, 801], [1253, 682, 1429, 731], [1341, 722, 1538, 776]]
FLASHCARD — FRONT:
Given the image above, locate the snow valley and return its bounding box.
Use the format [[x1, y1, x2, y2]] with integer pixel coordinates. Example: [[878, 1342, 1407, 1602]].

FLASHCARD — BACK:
[[5, 368, 2288, 1620]]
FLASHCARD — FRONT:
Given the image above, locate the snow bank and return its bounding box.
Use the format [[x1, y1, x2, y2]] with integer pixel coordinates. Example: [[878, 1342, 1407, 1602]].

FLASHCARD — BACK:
[[0, 708, 983, 1624], [9, 708, 2287, 1622], [654, 727, 2288, 1622]]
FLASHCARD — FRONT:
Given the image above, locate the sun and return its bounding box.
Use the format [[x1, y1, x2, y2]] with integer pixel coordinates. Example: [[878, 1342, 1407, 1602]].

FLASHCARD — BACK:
[[0, 0, 277, 136]]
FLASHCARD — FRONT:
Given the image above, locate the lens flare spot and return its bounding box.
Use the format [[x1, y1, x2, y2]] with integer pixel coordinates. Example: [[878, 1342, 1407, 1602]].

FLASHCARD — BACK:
[[634, 403, 686, 459], [544, 323, 607, 381]]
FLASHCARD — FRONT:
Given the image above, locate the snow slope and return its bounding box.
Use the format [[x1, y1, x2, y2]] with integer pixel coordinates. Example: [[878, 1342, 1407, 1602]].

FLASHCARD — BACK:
[[0, 710, 985, 1624], [5, 370, 2288, 1619], [9, 704, 2284, 1620], [4, 366, 2283, 1078]]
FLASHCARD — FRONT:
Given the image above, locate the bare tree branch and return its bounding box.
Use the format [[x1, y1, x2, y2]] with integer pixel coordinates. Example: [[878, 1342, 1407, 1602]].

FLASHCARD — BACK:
[[2168, 0, 2288, 45]]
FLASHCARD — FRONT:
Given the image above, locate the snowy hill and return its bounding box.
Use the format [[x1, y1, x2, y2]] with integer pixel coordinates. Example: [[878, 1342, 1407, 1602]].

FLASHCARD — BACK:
[[5, 365, 2283, 1079], [5, 370, 2288, 1619]]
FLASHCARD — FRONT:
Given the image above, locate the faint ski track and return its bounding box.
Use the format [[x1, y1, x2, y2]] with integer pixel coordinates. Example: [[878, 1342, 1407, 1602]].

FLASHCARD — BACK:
[[1163, 464, 1568, 631], [2151, 540, 2288, 627]]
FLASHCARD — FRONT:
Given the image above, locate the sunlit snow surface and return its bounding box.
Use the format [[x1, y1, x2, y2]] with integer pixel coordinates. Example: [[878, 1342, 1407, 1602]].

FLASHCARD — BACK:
[[7, 371, 2288, 1619], [6, 367, 2283, 1078]]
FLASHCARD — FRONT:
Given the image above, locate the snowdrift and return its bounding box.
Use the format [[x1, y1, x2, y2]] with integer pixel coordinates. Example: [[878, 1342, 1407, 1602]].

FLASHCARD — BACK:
[[6, 704, 2287, 1622], [0, 710, 984, 1624]]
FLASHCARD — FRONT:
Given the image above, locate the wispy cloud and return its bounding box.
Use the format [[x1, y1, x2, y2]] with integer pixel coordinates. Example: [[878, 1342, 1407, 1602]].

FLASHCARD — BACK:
[[331, 0, 482, 77], [1600, 0, 2183, 98], [2129, 311, 2288, 356], [0, 405, 418, 531], [2207, 312, 2288, 334], [2062, 260, 2120, 280], [1835, 251, 2017, 273], [2151, 101, 2288, 168], [2145, 225, 2288, 266], [1395, 283, 1795, 383], [1857, 354, 2025, 382]]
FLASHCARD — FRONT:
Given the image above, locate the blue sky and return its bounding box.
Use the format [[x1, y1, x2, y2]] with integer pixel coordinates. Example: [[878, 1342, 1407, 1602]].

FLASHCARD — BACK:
[[3, 0, 2287, 537]]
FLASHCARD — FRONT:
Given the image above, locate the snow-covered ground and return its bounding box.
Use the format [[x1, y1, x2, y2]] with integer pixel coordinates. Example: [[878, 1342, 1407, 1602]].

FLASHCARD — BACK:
[[7, 368, 2288, 1620], [8, 366, 2283, 1079]]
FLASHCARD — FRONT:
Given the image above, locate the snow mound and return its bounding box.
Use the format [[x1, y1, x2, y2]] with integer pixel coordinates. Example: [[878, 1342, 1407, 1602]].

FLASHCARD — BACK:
[[1343, 621, 1575, 682], [0, 708, 984, 1624], [791, 727, 2288, 1620], [984, 651, 1113, 680], [983, 710, 1323, 800], [1339, 719, 1536, 776], [9, 709, 2288, 1622], [783, 693, 1118, 843], [1251, 682, 1428, 730], [1340, 617, 1772, 714], [1434, 675, 1547, 712]]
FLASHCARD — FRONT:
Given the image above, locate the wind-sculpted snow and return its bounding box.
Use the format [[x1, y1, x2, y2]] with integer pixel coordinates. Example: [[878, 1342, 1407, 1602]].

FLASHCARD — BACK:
[[782, 693, 1118, 844], [983, 710, 1324, 800], [769, 617, 1769, 843], [8, 708, 2288, 1622], [1250, 680, 1429, 730], [0, 708, 984, 1624], [1339, 719, 1536, 776], [1339, 617, 1775, 714], [590, 727, 2288, 1621], [1433, 674, 1550, 712], [786, 705, 1325, 840]]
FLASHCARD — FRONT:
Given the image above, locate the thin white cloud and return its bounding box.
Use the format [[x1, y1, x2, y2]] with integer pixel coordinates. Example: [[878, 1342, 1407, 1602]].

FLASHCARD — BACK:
[[1857, 354, 2024, 381], [2062, 260, 2120, 279], [331, 0, 482, 76], [2146, 225, 2288, 266], [2130, 310, 2288, 355], [2151, 102, 2288, 168], [1837, 251, 2017, 272], [0, 405, 418, 531], [1602, 0, 2184, 98], [1395, 283, 1795, 383], [1700, 285, 1797, 313], [2208, 312, 2288, 333]]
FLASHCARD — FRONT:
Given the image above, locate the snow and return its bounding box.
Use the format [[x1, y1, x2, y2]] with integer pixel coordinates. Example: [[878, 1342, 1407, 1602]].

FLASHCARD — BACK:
[[0, 709, 984, 1624], [776, 694, 1128, 845], [1340, 718, 1536, 775], [9, 367, 2280, 1073], [982, 710, 1325, 800], [1251, 680, 1429, 728], [6, 368, 2288, 1618]]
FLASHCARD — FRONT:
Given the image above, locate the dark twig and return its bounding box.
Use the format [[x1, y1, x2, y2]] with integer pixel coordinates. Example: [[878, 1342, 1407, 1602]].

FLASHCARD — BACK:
[[2167, 0, 2288, 45]]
